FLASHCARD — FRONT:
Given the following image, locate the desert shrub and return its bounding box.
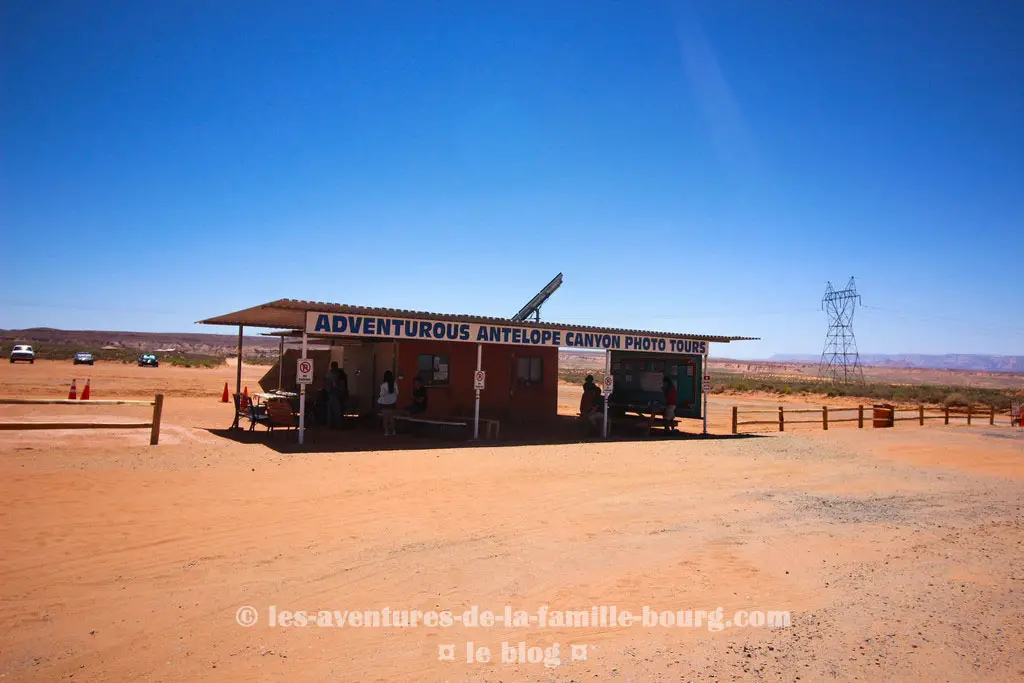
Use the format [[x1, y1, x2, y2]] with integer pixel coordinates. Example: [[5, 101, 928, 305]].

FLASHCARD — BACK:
[[943, 392, 970, 407]]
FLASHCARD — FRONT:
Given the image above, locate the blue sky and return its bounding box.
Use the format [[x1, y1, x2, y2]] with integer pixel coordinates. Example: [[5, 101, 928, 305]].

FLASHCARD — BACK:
[[2, 0, 1022, 358]]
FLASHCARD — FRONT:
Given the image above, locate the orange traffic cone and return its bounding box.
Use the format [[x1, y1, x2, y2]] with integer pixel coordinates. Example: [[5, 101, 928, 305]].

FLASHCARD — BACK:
[[221, 382, 229, 403], [80, 379, 91, 400], [68, 379, 77, 400], [243, 386, 249, 398]]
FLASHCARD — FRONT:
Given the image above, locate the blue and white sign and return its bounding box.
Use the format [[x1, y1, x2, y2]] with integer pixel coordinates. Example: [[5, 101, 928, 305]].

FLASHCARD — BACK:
[[305, 312, 709, 355]]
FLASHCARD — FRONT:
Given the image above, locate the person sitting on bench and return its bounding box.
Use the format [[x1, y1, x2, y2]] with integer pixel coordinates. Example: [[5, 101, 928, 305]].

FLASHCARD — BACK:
[[405, 376, 428, 415]]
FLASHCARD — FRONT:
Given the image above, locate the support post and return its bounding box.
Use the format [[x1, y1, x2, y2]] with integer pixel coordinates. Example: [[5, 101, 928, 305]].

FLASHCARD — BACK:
[[919, 405, 924, 426], [822, 405, 828, 430], [277, 335, 285, 392], [474, 343, 482, 440], [702, 351, 708, 436], [945, 405, 949, 425], [233, 325, 243, 429], [989, 404, 995, 426], [731, 406, 738, 435], [858, 405, 864, 428], [778, 406, 784, 432], [150, 393, 164, 445], [299, 330, 307, 445], [967, 404, 972, 425], [603, 351, 611, 439]]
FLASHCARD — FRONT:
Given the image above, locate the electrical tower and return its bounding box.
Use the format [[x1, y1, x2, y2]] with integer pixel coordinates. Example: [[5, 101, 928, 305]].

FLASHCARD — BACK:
[[818, 277, 865, 383]]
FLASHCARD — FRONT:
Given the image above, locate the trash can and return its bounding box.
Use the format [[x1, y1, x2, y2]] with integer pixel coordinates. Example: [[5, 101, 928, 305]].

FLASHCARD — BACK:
[[873, 404, 894, 428]]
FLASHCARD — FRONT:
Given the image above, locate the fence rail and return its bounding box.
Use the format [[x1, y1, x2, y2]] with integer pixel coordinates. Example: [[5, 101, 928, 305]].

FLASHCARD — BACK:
[[0, 395, 164, 444], [731, 402, 1002, 434]]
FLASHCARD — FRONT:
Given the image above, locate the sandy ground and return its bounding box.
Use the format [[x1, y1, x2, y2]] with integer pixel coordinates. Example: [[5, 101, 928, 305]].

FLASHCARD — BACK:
[[1, 361, 1022, 682]]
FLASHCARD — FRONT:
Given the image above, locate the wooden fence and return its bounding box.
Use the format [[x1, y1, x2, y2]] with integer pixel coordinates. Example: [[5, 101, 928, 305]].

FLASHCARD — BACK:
[[0, 395, 165, 444], [732, 403, 998, 434]]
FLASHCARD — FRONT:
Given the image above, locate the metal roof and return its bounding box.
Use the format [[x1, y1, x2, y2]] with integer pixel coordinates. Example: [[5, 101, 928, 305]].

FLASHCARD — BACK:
[[198, 298, 758, 343]]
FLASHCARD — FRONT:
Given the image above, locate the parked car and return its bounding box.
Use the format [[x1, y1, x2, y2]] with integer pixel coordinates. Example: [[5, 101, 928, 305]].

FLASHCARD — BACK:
[[138, 353, 159, 367], [74, 351, 95, 365], [9, 345, 35, 363]]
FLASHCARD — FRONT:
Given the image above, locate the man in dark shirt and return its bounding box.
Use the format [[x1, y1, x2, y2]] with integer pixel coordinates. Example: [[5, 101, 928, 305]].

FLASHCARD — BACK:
[[406, 377, 428, 415], [580, 375, 605, 432], [662, 376, 677, 431]]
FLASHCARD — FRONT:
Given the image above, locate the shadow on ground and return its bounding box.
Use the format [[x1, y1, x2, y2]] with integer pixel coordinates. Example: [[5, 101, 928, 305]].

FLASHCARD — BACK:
[[205, 415, 764, 454]]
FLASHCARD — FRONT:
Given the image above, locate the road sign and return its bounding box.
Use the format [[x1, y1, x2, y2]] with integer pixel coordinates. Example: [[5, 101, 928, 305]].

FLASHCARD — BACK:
[[603, 374, 614, 395], [474, 370, 486, 390], [702, 375, 711, 392], [296, 357, 314, 385]]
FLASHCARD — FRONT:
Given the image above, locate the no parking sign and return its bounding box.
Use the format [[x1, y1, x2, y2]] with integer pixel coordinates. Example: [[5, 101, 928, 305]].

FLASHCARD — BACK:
[[296, 358, 313, 385], [474, 370, 486, 390]]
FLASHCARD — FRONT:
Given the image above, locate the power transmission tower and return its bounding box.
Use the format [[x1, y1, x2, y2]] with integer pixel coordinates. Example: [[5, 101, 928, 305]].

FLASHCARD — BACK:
[[818, 277, 865, 383]]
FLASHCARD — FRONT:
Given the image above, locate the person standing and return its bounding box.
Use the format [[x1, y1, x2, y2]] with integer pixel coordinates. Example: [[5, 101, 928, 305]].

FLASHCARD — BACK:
[[662, 376, 677, 431], [324, 361, 344, 429], [580, 374, 605, 433], [378, 370, 399, 435]]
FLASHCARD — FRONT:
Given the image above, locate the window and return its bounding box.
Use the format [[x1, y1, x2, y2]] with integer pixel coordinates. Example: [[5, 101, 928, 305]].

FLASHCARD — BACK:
[[516, 356, 543, 384], [417, 354, 450, 386]]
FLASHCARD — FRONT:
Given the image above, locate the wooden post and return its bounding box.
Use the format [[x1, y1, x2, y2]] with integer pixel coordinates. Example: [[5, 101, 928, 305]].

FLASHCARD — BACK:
[[944, 405, 949, 425], [778, 406, 784, 432], [822, 406, 828, 430], [989, 405, 995, 426], [731, 406, 738, 435], [150, 394, 164, 445], [233, 325, 243, 429], [858, 405, 864, 429], [967, 405, 972, 425], [919, 405, 924, 426]]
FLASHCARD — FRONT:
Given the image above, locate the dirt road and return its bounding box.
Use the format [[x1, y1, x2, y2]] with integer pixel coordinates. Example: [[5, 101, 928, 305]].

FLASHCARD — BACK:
[[1, 361, 1021, 681]]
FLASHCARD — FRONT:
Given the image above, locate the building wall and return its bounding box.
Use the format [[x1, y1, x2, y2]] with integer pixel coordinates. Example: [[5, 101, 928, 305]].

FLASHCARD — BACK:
[[395, 339, 558, 422]]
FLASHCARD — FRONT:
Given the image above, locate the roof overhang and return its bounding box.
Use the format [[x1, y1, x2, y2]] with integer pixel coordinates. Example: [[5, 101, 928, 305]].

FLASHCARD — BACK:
[[198, 298, 759, 345]]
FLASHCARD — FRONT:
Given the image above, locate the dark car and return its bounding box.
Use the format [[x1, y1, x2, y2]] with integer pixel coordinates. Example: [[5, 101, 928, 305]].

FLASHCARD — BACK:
[[138, 353, 159, 367], [74, 351, 95, 365]]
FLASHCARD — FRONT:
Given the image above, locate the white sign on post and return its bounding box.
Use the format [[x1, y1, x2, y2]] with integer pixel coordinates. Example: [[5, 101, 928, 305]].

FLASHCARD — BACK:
[[702, 375, 712, 392], [296, 358, 314, 385], [473, 370, 486, 390], [603, 374, 614, 395]]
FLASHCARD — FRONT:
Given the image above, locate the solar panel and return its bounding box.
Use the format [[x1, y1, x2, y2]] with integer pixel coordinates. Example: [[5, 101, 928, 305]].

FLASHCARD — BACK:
[[511, 273, 563, 322]]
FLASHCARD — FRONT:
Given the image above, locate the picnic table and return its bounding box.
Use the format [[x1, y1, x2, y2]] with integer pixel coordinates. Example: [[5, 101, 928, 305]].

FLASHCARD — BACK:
[[609, 401, 678, 436], [253, 391, 298, 403]]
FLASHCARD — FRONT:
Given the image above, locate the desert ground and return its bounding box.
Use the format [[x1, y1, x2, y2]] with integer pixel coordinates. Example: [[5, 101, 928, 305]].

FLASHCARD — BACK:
[[1, 361, 1022, 682]]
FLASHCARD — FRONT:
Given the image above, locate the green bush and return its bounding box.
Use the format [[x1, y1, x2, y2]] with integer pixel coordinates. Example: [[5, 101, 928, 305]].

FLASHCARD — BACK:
[[943, 392, 970, 407]]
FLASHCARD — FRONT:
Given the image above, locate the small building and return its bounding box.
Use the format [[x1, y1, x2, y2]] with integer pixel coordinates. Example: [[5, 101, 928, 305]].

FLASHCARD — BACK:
[[198, 298, 755, 440]]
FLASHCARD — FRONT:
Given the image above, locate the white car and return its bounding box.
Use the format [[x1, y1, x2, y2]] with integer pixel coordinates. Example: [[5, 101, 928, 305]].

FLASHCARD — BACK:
[[9, 345, 35, 363]]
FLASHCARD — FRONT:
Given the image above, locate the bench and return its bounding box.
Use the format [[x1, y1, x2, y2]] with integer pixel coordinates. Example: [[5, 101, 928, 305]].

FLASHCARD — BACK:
[[455, 416, 501, 440], [393, 415, 468, 438]]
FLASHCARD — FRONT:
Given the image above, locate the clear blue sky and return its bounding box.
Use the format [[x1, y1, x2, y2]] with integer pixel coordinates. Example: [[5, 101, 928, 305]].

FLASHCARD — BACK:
[[2, 1, 1022, 358]]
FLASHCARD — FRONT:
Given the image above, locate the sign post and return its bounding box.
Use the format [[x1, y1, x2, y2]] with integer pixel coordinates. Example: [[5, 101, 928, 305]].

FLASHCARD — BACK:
[[473, 345, 483, 440], [702, 361, 710, 435], [297, 334, 311, 445], [602, 355, 613, 439]]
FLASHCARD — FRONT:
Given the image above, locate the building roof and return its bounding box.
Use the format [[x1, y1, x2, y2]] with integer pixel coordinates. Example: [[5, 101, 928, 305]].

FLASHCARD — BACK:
[[198, 298, 758, 343]]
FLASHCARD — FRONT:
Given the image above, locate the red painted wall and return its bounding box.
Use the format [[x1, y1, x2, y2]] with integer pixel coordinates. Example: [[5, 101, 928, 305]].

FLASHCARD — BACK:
[[394, 340, 558, 422]]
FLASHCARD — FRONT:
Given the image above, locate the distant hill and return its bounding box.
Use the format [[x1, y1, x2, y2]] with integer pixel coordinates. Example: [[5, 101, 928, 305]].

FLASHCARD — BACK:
[[0, 328, 279, 357], [770, 353, 1024, 373]]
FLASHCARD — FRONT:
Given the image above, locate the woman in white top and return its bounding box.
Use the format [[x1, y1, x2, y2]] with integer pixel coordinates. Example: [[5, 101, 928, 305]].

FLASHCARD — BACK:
[[378, 370, 399, 435]]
